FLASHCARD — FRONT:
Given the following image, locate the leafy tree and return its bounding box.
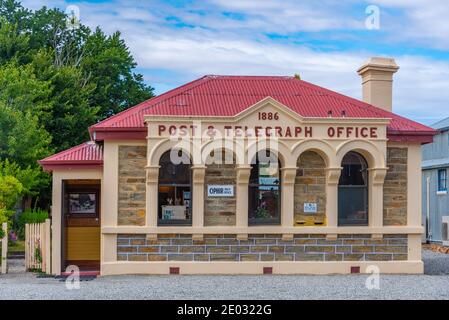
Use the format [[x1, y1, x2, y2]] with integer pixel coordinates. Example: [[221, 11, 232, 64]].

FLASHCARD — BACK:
[[0, 103, 52, 166], [0, 174, 23, 236], [0, 17, 29, 64], [0, 60, 52, 116], [0, 160, 46, 197], [0, 0, 155, 211]]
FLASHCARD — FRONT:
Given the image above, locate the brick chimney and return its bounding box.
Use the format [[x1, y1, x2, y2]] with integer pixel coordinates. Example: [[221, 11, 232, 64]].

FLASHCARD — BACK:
[[357, 57, 399, 112]]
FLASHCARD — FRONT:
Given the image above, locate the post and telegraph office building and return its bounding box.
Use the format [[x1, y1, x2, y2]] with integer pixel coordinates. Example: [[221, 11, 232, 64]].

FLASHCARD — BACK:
[[39, 57, 436, 275]]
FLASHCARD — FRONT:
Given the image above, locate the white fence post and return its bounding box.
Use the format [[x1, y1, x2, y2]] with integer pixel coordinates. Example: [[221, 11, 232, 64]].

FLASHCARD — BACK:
[[1, 222, 8, 274], [25, 220, 51, 273], [44, 219, 51, 273]]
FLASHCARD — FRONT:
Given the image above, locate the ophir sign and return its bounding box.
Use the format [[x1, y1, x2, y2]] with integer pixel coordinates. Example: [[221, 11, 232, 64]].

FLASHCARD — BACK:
[[207, 185, 234, 197]]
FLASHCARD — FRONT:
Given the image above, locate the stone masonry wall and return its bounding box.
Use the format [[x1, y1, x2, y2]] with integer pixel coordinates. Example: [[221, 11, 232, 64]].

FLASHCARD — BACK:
[[117, 234, 407, 262], [383, 147, 408, 226], [118, 146, 147, 226], [294, 151, 326, 225], [204, 154, 236, 226]]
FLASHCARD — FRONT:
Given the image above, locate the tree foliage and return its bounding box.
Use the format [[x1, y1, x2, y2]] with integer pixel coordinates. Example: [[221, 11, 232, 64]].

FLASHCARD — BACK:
[[0, 0, 154, 211]]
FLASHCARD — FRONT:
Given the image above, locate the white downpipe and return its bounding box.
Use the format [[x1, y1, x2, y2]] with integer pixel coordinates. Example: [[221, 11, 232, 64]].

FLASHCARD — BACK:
[[426, 176, 431, 242]]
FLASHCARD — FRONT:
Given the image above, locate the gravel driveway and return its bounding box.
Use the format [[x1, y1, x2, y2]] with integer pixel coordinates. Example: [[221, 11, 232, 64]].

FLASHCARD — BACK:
[[1, 249, 448, 300]]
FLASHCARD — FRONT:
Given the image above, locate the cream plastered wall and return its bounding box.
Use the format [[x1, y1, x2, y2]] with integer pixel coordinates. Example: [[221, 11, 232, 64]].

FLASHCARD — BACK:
[[96, 99, 424, 274], [142, 98, 391, 235], [51, 169, 103, 275]]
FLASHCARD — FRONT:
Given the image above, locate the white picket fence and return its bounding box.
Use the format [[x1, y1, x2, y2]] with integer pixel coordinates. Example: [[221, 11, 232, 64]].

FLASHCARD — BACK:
[[25, 219, 51, 273], [0, 222, 7, 274]]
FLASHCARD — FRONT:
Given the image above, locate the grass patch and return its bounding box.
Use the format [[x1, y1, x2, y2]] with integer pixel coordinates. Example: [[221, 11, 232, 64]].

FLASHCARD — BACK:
[[8, 240, 25, 252]]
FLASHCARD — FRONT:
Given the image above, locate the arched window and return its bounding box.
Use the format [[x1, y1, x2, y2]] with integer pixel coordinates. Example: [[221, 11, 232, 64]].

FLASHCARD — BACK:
[[248, 150, 281, 225], [338, 151, 368, 226], [158, 150, 191, 225]]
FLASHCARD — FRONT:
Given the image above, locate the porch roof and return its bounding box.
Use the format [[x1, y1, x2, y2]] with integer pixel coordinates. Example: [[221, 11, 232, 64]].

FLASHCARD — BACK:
[[38, 141, 103, 172]]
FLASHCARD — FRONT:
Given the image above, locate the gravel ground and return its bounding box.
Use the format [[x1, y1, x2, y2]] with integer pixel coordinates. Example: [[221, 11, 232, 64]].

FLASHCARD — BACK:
[[1, 249, 448, 300]]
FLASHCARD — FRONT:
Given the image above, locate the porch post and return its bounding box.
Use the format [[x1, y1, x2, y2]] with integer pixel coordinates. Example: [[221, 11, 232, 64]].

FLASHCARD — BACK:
[[280, 167, 297, 227], [369, 168, 388, 231], [145, 165, 160, 227], [191, 165, 206, 227], [325, 167, 342, 227], [235, 166, 252, 228]]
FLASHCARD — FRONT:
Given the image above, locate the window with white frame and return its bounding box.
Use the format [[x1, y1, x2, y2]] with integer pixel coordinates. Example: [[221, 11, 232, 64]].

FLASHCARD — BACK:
[[438, 169, 447, 192]]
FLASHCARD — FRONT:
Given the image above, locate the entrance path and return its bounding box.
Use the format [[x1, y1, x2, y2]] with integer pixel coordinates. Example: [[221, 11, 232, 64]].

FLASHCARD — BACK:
[[0, 250, 448, 300]]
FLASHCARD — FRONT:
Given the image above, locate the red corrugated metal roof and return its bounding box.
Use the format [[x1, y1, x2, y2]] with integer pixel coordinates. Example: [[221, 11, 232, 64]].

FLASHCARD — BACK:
[[38, 142, 103, 167], [89, 75, 434, 135]]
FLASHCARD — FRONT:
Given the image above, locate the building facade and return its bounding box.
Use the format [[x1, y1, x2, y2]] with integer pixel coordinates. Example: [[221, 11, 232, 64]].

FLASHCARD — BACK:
[[40, 57, 435, 275], [422, 117, 449, 243]]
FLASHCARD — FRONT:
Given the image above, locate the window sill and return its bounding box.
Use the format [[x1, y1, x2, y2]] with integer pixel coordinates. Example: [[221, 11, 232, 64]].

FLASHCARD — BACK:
[[103, 225, 424, 235], [437, 190, 447, 195]]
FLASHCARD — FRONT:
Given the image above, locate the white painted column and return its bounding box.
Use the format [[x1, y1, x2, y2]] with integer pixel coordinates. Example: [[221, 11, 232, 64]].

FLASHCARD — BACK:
[[280, 167, 297, 227], [145, 165, 160, 227], [325, 168, 342, 227], [407, 144, 422, 227], [235, 166, 252, 228], [369, 168, 388, 229], [191, 165, 206, 227], [51, 173, 62, 275]]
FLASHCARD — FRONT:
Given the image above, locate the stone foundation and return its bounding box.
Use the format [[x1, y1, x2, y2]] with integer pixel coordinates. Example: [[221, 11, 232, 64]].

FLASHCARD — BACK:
[[117, 234, 408, 262]]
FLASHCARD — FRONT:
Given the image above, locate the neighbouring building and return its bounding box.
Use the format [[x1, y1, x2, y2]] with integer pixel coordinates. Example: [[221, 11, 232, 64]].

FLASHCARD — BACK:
[[422, 117, 449, 243], [39, 57, 436, 276]]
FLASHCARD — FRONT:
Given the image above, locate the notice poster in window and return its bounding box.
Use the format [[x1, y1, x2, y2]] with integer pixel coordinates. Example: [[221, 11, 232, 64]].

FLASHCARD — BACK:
[[162, 208, 173, 220], [303, 203, 317, 214], [69, 193, 96, 214]]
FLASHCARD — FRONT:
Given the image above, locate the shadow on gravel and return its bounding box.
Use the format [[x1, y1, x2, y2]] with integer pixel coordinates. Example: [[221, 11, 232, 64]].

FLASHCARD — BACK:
[[423, 250, 449, 275]]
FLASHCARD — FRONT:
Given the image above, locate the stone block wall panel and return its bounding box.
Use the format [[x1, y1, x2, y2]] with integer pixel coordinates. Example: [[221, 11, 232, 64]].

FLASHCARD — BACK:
[[118, 146, 147, 226], [294, 151, 326, 225], [117, 234, 408, 262], [204, 152, 236, 226], [383, 147, 408, 225]]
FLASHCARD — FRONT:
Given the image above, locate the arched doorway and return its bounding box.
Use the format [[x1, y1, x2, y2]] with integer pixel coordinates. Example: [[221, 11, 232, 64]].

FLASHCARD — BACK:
[[338, 151, 369, 226], [158, 150, 192, 225], [248, 150, 281, 225]]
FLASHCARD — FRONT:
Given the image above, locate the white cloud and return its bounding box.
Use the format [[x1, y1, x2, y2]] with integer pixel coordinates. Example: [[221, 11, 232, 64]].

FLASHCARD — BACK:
[[15, 0, 449, 124]]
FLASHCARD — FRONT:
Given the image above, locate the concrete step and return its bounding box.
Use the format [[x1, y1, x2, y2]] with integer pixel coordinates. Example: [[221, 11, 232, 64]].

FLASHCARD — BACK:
[[8, 252, 25, 259]]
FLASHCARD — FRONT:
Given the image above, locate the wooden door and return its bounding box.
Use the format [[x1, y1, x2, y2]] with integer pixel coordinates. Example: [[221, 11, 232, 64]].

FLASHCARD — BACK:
[[63, 182, 101, 271]]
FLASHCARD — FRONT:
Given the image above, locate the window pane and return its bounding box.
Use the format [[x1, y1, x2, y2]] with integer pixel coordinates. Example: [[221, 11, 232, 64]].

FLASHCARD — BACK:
[[438, 169, 447, 191], [158, 151, 192, 225], [158, 186, 191, 222], [249, 186, 280, 222], [249, 151, 281, 225], [338, 187, 368, 226], [338, 152, 368, 226]]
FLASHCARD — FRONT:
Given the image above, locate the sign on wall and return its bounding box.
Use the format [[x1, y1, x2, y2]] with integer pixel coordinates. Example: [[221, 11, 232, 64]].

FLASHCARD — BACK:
[[207, 185, 234, 197], [303, 203, 317, 213]]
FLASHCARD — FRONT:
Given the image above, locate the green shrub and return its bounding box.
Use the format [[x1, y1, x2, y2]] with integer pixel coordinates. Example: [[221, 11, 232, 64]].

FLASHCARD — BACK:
[[15, 208, 49, 240]]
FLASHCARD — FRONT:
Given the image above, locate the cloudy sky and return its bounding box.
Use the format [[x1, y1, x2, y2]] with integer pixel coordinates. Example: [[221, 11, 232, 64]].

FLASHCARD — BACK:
[[21, 0, 449, 125]]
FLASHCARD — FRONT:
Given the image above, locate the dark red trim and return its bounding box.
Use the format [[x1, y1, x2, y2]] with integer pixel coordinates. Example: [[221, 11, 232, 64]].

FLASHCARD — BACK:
[[387, 130, 436, 144], [40, 163, 103, 172], [91, 128, 146, 141]]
